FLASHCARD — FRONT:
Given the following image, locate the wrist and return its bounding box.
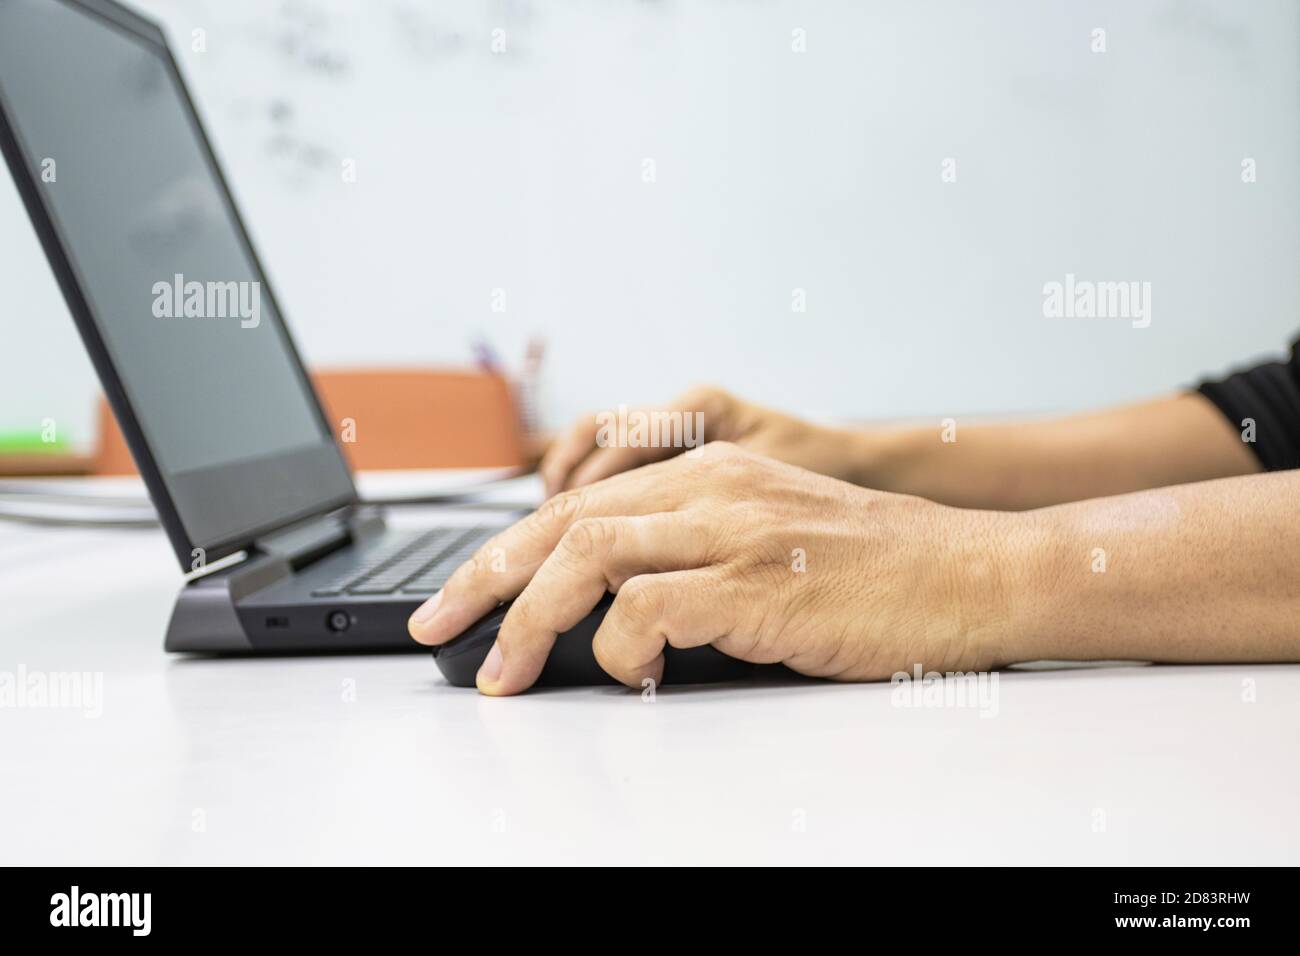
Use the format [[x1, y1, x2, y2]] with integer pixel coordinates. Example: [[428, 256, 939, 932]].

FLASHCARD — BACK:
[[837, 425, 917, 491], [946, 507, 1057, 670], [982, 508, 1065, 667]]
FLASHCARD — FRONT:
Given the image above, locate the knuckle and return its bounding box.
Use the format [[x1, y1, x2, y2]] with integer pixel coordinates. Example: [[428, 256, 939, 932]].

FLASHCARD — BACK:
[[617, 577, 665, 628], [680, 384, 732, 416], [566, 413, 597, 439], [537, 487, 585, 528], [559, 517, 614, 562]]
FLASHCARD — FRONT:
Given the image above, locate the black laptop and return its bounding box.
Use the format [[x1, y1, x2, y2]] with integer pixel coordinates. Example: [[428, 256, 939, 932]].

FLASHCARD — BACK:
[[0, 0, 514, 653]]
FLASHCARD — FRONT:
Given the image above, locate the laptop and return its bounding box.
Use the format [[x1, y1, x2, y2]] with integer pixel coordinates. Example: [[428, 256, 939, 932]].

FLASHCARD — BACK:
[[0, 0, 515, 653]]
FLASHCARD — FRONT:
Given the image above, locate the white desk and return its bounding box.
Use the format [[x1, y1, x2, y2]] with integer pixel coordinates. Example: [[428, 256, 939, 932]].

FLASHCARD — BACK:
[[1, 508, 1297, 865]]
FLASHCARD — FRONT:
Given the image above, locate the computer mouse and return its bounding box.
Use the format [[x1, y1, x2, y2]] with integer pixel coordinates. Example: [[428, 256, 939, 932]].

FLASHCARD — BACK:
[[432, 591, 781, 688]]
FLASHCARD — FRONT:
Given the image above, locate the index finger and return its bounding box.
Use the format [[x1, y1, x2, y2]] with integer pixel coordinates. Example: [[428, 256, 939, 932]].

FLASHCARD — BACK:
[[407, 455, 701, 646], [478, 511, 712, 694]]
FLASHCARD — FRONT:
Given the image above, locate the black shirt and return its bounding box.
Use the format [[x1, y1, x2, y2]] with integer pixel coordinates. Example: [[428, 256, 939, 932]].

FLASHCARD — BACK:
[[1198, 335, 1300, 471]]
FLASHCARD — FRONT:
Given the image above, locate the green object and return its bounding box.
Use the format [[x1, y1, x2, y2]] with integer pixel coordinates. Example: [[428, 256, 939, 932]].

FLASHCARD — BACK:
[[0, 428, 70, 453]]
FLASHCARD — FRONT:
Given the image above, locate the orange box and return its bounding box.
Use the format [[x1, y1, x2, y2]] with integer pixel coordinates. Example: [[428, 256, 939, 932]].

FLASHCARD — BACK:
[[94, 368, 526, 475]]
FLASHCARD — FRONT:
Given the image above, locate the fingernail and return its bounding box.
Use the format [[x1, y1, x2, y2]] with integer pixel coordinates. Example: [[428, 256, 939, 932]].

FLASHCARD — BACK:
[[477, 641, 503, 685], [410, 590, 443, 624]]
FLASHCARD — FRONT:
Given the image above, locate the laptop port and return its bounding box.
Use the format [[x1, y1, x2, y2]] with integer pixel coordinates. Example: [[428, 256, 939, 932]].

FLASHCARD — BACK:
[[326, 610, 352, 633]]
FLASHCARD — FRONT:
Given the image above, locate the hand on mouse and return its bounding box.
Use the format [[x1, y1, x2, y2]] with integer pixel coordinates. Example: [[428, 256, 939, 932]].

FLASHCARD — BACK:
[[538, 386, 874, 497], [409, 442, 1033, 695]]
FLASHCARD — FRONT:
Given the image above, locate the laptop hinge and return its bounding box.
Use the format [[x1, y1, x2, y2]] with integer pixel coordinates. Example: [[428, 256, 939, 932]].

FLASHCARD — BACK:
[[251, 506, 384, 569]]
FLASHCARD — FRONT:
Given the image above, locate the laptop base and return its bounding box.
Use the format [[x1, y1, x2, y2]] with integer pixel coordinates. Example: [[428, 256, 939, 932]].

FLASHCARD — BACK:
[[164, 508, 508, 654], [164, 550, 424, 654]]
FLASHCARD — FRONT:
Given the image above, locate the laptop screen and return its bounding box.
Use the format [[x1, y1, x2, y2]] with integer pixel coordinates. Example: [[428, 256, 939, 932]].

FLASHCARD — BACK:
[[0, 0, 355, 561]]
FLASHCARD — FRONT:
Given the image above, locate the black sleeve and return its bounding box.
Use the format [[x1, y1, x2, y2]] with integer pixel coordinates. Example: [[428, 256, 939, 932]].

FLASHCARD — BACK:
[[1197, 334, 1300, 471]]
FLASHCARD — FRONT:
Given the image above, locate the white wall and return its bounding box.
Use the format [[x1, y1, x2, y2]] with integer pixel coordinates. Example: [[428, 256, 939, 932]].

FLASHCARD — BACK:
[[3, 0, 1298, 452]]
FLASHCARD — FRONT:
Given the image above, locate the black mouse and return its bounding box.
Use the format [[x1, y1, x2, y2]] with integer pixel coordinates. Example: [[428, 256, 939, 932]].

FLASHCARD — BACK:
[[432, 592, 781, 687]]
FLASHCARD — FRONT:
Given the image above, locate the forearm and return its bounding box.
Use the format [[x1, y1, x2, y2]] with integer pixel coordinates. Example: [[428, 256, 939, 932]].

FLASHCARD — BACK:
[[995, 470, 1300, 666], [854, 393, 1260, 510]]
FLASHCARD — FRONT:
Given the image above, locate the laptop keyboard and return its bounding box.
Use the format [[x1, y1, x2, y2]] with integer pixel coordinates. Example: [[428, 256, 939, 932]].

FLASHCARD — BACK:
[[310, 526, 496, 598]]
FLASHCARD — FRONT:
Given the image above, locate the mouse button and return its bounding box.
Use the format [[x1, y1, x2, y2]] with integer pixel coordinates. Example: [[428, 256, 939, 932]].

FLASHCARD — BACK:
[[433, 603, 509, 658]]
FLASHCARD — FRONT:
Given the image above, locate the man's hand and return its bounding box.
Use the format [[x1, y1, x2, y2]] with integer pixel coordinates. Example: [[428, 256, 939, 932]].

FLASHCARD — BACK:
[[409, 442, 1027, 695], [542, 389, 1262, 512], [538, 386, 872, 496]]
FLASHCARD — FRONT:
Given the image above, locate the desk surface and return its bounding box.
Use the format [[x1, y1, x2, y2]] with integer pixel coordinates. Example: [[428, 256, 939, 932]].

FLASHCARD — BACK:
[[1, 505, 1297, 865]]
